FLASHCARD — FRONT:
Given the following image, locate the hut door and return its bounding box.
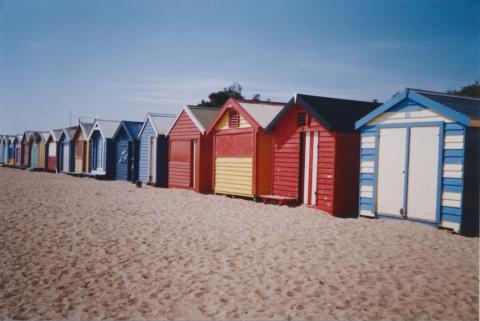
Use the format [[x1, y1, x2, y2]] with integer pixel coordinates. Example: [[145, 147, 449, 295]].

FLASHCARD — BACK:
[[191, 139, 198, 188], [148, 136, 156, 184], [405, 126, 439, 222], [62, 143, 70, 172], [301, 131, 319, 206], [376, 128, 407, 217]]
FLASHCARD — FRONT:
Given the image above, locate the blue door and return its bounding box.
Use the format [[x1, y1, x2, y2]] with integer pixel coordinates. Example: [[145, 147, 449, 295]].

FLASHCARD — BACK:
[[115, 136, 129, 180]]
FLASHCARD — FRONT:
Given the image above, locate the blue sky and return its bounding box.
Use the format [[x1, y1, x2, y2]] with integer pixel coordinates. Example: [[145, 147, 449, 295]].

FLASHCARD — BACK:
[[0, 0, 479, 134]]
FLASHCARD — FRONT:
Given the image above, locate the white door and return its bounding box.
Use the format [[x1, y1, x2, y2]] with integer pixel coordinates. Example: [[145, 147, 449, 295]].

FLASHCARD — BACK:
[[48, 142, 56, 156], [302, 131, 319, 205], [148, 136, 156, 184], [192, 139, 197, 188], [63, 144, 70, 172], [96, 137, 104, 171], [376, 127, 407, 216], [406, 127, 440, 221]]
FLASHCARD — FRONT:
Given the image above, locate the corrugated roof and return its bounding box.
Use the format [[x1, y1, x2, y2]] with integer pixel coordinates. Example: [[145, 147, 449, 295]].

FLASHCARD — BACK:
[[412, 89, 480, 121], [93, 120, 121, 139], [40, 132, 50, 141], [52, 129, 63, 141], [188, 106, 220, 131], [238, 101, 285, 128], [293, 94, 381, 132], [150, 114, 176, 135]]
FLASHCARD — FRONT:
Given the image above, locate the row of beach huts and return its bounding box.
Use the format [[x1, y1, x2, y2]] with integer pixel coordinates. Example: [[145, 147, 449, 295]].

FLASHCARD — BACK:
[[1, 88, 479, 236]]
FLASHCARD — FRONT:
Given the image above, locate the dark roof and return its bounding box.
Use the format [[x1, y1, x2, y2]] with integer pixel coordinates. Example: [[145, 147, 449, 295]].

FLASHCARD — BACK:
[[411, 89, 480, 121], [114, 121, 143, 140], [266, 93, 381, 132]]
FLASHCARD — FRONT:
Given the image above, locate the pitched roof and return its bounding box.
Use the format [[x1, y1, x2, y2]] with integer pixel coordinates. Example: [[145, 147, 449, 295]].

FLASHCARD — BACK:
[[113, 121, 143, 140], [355, 88, 480, 128], [51, 129, 63, 142], [60, 126, 77, 141], [266, 94, 381, 133], [167, 106, 220, 135], [237, 101, 285, 129], [40, 132, 50, 142], [411, 89, 480, 121], [87, 119, 121, 140], [138, 113, 176, 137], [188, 106, 220, 132], [79, 122, 94, 137]]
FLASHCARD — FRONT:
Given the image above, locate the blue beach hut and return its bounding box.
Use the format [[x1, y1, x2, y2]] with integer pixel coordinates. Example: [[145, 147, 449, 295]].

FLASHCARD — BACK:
[[58, 127, 76, 173], [112, 120, 142, 182], [137, 113, 175, 187], [355, 88, 479, 236], [0, 135, 5, 164], [87, 119, 121, 178]]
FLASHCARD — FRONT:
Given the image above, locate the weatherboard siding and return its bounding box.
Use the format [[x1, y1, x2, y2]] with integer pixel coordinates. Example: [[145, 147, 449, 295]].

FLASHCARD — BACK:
[[138, 120, 156, 184]]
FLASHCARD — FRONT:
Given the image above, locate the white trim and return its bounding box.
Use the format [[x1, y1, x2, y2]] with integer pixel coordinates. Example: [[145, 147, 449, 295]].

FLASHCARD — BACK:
[[360, 209, 375, 217], [303, 131, 310, 204], [311, 131, 318, 206], [147, 135, 157, 184], [166, 106, 206, 135], [138, 114, 159, 138], [87, 121, 106, 140]]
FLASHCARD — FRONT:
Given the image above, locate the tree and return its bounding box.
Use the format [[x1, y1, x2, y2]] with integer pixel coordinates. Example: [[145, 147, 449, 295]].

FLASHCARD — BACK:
[[252, 94, 261, 101], [197, 82, 245, 108], [447, 81, 480, 98]]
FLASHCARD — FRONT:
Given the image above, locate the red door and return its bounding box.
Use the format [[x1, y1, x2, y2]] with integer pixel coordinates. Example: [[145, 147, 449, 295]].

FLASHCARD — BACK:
[[169, 140, 192, 188]]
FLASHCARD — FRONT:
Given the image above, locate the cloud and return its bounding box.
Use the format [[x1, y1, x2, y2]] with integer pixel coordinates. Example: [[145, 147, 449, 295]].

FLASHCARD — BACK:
[[26, 41, 45, 49]]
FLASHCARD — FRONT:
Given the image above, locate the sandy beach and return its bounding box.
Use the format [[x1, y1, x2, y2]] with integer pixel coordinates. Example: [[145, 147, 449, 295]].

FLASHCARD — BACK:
[[0, 167, 478, 320]]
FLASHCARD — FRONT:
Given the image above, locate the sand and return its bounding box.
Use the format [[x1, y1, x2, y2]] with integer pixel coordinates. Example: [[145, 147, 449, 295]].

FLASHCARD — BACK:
[[0, 167, 478, 320]]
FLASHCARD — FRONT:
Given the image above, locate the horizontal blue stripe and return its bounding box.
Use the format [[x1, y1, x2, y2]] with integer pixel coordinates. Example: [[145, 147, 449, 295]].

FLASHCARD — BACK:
[[444, 150, 464, 157], [442, 213, 461, 223], [361, 173, 375, 180], [442, 206, 461, 216], [361, 131, 376, 137], [445, 123, 464, 130], [361, 148, 375, 156], [361, 179, 374, 186], [360, 197, 373, 205], [443, 178, 463, 186], [442, 184, 462, 193], [362, 126, 376, 133], [444, 156, 463, 164], [360, 203, 374, 210], [361, 155, 375, 162], [444, 129, 464, 136]]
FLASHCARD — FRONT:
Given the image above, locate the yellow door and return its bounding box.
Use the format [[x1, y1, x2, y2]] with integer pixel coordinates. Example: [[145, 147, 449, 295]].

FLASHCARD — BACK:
[[214, 157, 253, 197]]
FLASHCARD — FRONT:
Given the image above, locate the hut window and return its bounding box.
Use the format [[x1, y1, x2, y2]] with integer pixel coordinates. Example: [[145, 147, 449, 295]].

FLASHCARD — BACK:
[[297, 112, 307, 126], [228, 110, 239, 128]]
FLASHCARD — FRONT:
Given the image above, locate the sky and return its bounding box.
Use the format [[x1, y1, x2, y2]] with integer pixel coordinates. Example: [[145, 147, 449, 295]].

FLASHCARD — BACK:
[[0, 0, 479, 134]]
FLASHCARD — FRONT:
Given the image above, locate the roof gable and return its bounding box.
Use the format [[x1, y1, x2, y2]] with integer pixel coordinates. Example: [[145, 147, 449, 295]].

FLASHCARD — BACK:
[[167, 106, 220, 135], [266, 93, 380, 133], [355, 89, 478, 128], [87, 119, 121, 140], [113, 121, 143, 140], [206, 98, 285, 134], [138, 113, 176, 137]]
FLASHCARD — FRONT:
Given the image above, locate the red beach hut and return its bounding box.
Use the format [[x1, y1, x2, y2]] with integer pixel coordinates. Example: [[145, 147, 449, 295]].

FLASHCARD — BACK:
[[264, 93, 380, 217], [205, 99, 285, 198], [167, 105, 220, 193]]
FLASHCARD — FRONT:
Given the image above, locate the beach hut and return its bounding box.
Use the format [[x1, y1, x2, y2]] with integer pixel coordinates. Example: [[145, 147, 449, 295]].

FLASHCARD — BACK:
[[205, 99, 285, 198], [14, 135, 22, 167], [166, 106, 219, 193], [112, 121, 142, 182], [263, 94, 380, 216], [58, 127, 76, 173], [72, 122, 93, 174], [29, 132, 49, 170], [21, 131, 34, 168], [355, 88, 479, 236], [0, 135, 5, 164], [137, 113, 175, 186], [6, 136, 16, 166], [87, 119, 121, 178], [45, 129, 62, 172]]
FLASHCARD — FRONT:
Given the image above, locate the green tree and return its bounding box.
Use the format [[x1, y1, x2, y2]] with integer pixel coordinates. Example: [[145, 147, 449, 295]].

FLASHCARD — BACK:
[[447, 81, 480, 98], [197, 82, 245, 107]]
